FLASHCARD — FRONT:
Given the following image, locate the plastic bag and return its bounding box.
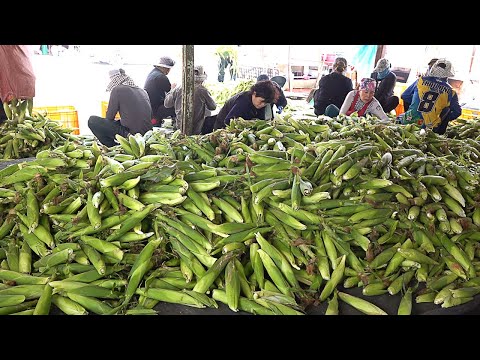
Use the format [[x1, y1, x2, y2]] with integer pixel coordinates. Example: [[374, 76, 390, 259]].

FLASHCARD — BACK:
[[0, 45, 36, 102]]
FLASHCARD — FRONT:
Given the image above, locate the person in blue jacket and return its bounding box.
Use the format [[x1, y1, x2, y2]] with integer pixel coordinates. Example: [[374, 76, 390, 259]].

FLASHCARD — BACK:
[[398, 59, 461, 135], [213, 80, 276, 130], [257, 74, 287, 119]]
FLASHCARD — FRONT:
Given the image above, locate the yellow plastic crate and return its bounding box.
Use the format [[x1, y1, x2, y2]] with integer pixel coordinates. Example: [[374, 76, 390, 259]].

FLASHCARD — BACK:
[[33, 105, 80, 135], [101, 101, 120, 119], [459, 108, 480, 121], [394, 83, 409, 97]]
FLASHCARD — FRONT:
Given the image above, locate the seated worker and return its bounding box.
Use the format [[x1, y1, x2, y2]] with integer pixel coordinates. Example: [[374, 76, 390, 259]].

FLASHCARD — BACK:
[[403, 58, 438, 111], [313, 57, 353, 116], [324, 77, 390, 123], [164, 65, 217, 135], [213, 80, 277, 130], [370, 58, 399, 114], [144, 56, 176, 127], [398, 59, 461, 135], [88, 68, 152, 147], [257, 74, 288, 119]]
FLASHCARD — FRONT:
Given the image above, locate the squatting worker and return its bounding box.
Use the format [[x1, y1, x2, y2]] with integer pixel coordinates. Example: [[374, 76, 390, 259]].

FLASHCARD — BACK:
[[370, 58, 399, 114], [402, 58, 439, 112], [324, 77, 390, 122], [213, 80, 277, 130], [398, 59, 461, 134], [88, 68, 152, 148], [144, 56, 176, 127], [313, 57, 353, 116], [164, 65, 217, 135]]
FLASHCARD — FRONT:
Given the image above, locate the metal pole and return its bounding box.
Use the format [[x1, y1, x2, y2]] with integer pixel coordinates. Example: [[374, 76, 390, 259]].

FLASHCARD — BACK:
[[287, 45, 291, 91], [469, 45, 476, 75], [181, 45, 195, 135]]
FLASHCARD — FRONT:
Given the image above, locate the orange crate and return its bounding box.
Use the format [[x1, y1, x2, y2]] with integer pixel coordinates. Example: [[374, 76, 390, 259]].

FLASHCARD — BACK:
[[101, 101, 120, 119], [460, 108, 480, 121], [33, 105, 80, 135]]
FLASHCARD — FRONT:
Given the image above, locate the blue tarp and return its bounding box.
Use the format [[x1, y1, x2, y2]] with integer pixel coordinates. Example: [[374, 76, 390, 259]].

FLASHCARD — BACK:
[[350, 45, 378, 81]]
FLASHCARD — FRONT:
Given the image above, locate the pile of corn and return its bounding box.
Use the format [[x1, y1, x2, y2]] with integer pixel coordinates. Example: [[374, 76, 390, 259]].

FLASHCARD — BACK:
[[0, 114, 479, 315], [0, 99, 88, 160], [206, 79, 255, 108], [446, 118, 480, 141]]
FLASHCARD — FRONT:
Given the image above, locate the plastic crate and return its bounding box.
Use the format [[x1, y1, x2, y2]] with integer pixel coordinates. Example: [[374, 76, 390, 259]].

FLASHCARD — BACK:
[[394, 83, 408, 97], [395, 98, 405, 116], [101, 101, 120, 119], [459, 108, 480, 121], [33, 105, 80, 135]]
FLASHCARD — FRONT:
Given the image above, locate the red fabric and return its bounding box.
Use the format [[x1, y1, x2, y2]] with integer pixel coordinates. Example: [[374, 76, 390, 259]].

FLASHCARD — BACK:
[[0, 45, 36, 102], [346, 91, 372, 116]]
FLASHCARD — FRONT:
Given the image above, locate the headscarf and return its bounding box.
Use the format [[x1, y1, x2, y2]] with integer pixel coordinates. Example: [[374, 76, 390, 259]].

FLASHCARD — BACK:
[[359, 77, 376, 92], [106, 68, 138, 92], [374, 58, 391, 80]]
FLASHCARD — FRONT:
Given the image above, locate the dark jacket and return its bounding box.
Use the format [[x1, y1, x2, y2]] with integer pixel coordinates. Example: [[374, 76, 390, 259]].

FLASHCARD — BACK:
[[313, 72, 353, 116], [107, 85, 152, 135], [144, 67, 171, 120], [371, 71, 397, 106], [214, 91, 266, 129], [274, 82, 287, 108], [164, 84, 217, 135]]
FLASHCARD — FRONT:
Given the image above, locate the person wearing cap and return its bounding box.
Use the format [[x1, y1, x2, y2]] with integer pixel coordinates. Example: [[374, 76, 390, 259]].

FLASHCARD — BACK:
[[398, 59, 461, 134], [403, 58, 439, 112], [213, 80, 277, 130], [370, 58, 399, 114], [144, 56, 176, 127], [164, 65, 217, 135], [313, 57, 353, 117], [88, 68, 152, 147], [256, 74, 288, 120], [324, 77, 389, 122], [426, 58, 439, 75]]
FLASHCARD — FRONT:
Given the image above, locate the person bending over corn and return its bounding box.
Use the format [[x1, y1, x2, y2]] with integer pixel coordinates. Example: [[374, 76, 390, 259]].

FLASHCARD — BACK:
[[398, 59, 462, 135], [213, 80, 277, 130], [257, 74, 288, 120]]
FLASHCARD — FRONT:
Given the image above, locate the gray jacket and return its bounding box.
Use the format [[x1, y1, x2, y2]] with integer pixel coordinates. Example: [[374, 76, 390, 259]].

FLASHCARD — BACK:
[[164, 84, 216, 135], [106, 85, 152, 135]]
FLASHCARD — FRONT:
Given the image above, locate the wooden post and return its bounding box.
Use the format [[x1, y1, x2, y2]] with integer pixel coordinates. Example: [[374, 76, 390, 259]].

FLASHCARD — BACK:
[[287, 45, 291, 91], [374, 45, 387, 66], [181, 45, 194, 135]]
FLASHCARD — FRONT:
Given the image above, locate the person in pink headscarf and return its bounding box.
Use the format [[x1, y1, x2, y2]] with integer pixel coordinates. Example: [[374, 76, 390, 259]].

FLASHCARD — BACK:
[[339, 77, 390, 122], [323, 77, 390, 123]]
